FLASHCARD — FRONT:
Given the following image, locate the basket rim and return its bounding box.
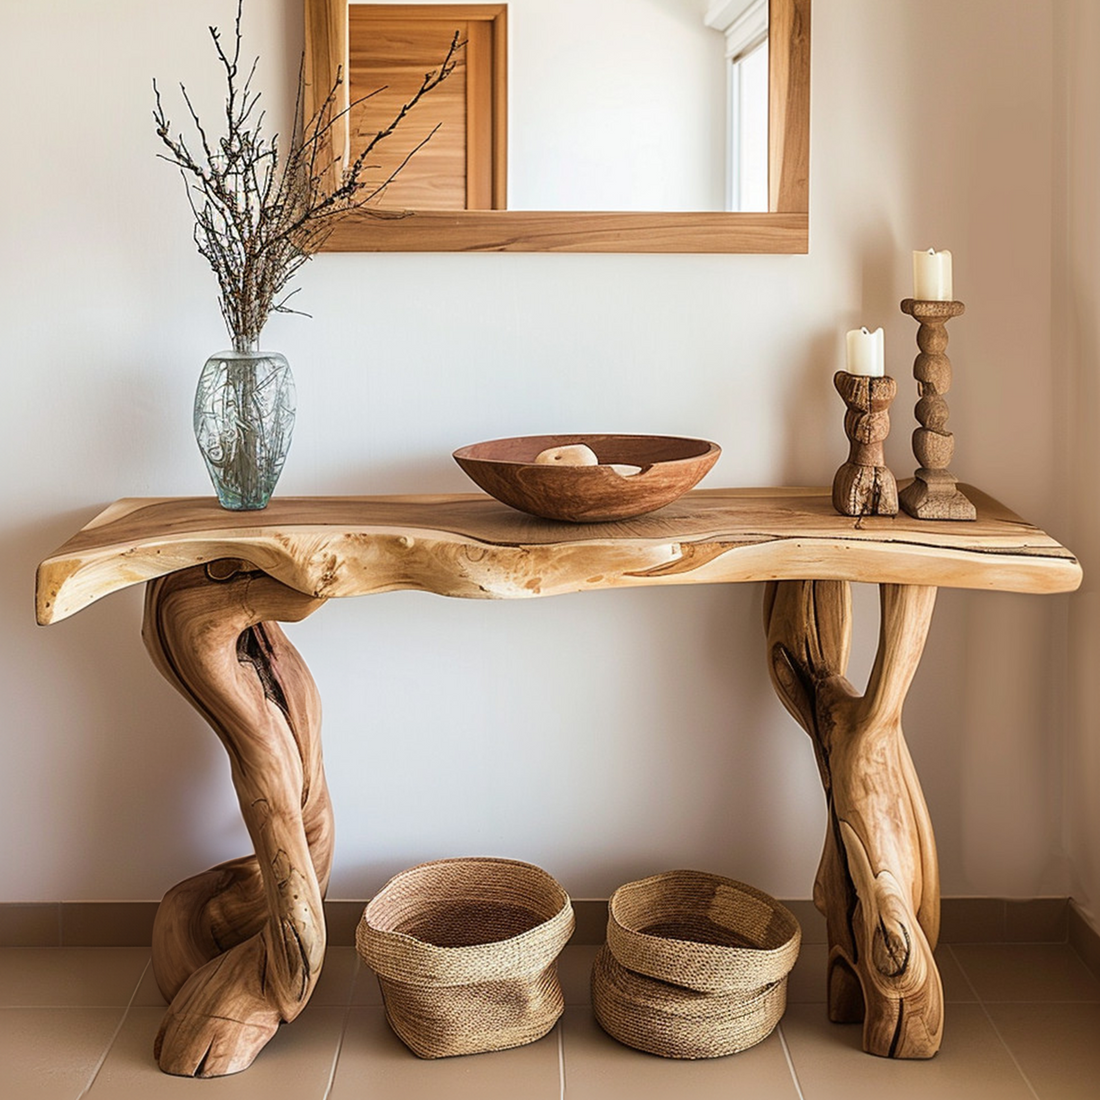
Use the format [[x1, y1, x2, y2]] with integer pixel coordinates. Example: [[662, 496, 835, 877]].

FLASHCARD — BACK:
[[607, 869, 801, 993], [357, 856, 575, 986]]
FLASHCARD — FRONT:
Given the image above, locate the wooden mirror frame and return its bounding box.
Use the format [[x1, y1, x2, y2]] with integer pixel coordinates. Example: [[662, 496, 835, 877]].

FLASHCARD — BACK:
[[304, 0, 809, 253]]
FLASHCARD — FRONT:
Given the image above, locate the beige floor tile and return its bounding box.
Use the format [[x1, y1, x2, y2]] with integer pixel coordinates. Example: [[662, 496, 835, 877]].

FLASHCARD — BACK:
[[131, 959, 167, 1007], [329, 1006, 561, 1099], [987, 1001, 1100, 1100], [936, 947, 978, 1003], [84, 1005, 345, 1097], [785, 944, 975, 1006], [0, 1007, 124, 1100], [131, 949, 359, 1011], [350, 961, 383, 1005], [310, 947, 359, 1006], [0, 948, 150, 1007], [781, 1002, 1035, 1099], [787, 942, 829, 1004], [952, 943, 1100, 1002], [561, 1005, 800, 1100], [558, 944, 600, 1005]]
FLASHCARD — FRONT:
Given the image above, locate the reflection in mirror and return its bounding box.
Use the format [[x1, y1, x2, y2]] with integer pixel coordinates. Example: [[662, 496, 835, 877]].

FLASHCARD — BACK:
[[707, 0, 770, 211], [506, 0, 728, 212], [346, 1, 768, 213], [303, 0, 809, 252], [347, 4, 507, 212]]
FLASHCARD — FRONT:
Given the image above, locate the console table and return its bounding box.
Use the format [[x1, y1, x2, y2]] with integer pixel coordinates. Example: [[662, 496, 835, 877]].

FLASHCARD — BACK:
[[36, 487, 1080, 1076]]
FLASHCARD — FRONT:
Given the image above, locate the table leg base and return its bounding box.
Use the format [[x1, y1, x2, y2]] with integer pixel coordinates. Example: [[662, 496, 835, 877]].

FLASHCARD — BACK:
[[764, 580, 943, 1059], [143, 562, 331, 1077], [154, 937, 283, 1077]]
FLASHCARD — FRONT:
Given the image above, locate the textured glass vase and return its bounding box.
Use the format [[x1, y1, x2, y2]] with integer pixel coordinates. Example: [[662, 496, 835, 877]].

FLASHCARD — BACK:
[[194, 339, 296, 510]]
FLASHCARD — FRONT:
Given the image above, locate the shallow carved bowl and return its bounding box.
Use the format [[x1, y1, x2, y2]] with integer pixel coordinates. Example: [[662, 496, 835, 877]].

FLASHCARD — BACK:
[[452, 434, 721, 523]]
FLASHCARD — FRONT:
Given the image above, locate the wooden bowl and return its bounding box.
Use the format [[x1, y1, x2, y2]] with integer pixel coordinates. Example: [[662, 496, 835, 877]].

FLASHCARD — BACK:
[[452, 434, 721, 522]]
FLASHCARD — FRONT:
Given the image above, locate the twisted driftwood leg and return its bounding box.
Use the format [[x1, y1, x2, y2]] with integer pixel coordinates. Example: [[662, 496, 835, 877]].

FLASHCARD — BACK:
[[142, 561, 332, 1077], [764, 580, 942, 1058]]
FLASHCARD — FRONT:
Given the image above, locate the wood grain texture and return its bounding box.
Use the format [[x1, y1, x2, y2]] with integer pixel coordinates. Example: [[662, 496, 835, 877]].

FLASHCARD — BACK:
[[348, 12, 469, 211], [303, 0, 349, 194], [142, 562, 331, 1076], [764, 580, 942, 1057], [36, 487, 1081, 625], [453, 434, 720, 521], [898, 299, 976, 521], [318, 208, 810, 253], [311, 0, 810, 252], [832, 372, 899, 517], [769, 0, 811, 214], [344, 4, 507, 212]]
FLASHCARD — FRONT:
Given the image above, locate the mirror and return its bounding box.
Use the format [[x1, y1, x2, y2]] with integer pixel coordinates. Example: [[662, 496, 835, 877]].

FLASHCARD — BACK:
[[304, 0, 809, 252]]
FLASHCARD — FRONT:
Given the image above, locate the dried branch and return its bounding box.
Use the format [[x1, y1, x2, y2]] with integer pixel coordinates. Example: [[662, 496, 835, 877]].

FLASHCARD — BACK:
[[153, 0, 460, 347]]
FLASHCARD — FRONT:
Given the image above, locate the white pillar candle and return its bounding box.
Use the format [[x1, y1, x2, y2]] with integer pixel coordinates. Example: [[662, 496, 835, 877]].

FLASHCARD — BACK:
[[913, 248, 953, 300], [846, 327, 885, 377]]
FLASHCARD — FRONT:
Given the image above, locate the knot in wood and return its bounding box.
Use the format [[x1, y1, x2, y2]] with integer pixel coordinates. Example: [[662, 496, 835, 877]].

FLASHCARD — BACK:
[[872, 916, 912, 978], [207, 559, 251, 582]]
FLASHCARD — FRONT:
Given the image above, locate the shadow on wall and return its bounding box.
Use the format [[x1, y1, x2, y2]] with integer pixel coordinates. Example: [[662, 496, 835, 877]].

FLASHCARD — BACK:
[[779, 328, 836, 486], [858, 224, 902, 332], [858, 222, 910, 478], [781, 223, 904, 489], [1065, 271, 1100, 918]]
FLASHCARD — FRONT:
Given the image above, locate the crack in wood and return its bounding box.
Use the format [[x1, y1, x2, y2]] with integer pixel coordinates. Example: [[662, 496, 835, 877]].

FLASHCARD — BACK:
[[236, 625, 292, 729]]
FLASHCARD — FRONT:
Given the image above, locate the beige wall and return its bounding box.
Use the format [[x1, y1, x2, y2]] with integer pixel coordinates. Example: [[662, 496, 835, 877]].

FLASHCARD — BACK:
[[1055, 0, 1100, 930], [0, 1, 1077, 906]]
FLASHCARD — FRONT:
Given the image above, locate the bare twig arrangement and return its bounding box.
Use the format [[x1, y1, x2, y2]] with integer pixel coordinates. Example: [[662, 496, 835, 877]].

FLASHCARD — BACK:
[[154, 0, 460, 348]]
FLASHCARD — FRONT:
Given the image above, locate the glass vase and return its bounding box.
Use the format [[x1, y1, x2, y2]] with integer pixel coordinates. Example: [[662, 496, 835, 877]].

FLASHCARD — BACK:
[[194, 339, 296, 510]]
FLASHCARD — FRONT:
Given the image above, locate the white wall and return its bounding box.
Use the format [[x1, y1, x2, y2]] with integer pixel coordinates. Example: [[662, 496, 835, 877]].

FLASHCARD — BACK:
[[0, 0, 1072, 906]]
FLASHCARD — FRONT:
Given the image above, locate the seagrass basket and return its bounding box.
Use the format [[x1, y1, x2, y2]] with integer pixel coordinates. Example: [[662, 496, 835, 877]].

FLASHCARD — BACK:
[[593, 869, 801, 1058], [356, 857, 575, 1058]]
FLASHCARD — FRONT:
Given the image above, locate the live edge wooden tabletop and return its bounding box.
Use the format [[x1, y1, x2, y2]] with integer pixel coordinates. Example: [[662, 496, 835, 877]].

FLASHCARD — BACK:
[[37, 484, 1080, 625]]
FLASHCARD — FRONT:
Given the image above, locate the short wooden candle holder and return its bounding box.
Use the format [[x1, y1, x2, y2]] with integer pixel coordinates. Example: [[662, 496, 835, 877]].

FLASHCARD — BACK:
[[832, 371, 899, 517], [898, 299, 976, 521]]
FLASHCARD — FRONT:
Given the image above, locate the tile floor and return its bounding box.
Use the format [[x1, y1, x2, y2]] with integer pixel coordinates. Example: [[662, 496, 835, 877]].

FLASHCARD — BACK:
[[2, 941, 1099, 1099]]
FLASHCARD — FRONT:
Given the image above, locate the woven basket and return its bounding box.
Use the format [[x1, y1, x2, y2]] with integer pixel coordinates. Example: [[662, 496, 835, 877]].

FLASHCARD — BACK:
[[356, 857, 575, 1058], [593, 870, 801, 1058]]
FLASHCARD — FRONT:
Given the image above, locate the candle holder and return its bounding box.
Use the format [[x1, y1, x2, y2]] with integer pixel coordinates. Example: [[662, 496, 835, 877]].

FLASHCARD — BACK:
[[897, 299, 976, 521], [832, 371, 899, 517]]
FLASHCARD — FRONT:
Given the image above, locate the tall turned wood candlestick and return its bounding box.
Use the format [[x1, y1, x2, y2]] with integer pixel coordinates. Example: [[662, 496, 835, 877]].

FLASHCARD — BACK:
[[898, 299, 976, 521], [832, 371, 898, 516]]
